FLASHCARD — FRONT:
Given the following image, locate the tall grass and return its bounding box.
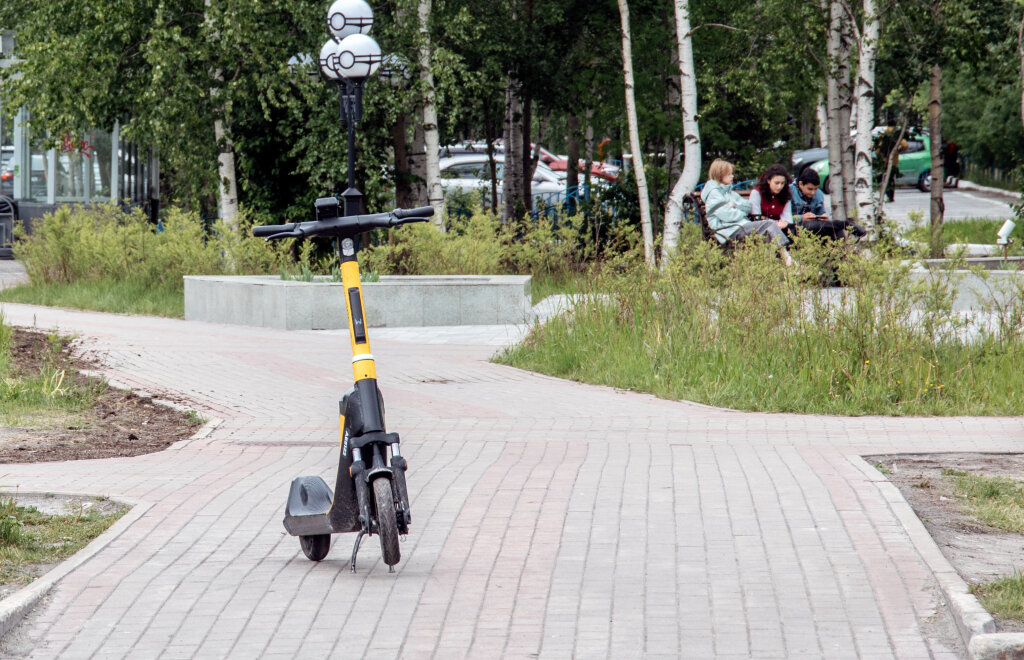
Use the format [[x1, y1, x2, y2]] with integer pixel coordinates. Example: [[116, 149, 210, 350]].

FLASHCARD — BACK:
[[905, 216, 1022, 249], [0, 314, 107, 426], [1, 204, 293, 317], [499, 227, 1024, 416]]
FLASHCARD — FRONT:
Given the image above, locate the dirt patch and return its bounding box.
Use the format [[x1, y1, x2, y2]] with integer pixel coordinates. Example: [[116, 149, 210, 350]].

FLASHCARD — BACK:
[[866, 452, 1024, 633], [1, 327, 201, 463]]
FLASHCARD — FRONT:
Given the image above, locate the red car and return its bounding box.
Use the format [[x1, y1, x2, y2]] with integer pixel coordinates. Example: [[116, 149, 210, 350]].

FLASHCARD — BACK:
[[534, 145, 618, 182]]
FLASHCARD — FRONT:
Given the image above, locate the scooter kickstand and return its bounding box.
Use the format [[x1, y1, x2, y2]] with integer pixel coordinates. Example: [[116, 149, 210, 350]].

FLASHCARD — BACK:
[[350, 531, 365, 573]]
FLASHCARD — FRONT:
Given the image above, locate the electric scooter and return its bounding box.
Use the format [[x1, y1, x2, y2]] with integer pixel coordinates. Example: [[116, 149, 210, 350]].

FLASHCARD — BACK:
[[254, 197, 434, 572]]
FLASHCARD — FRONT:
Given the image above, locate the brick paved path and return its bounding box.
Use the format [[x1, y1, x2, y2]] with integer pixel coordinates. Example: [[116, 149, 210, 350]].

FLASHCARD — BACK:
[[2, 302, 1020, 659]]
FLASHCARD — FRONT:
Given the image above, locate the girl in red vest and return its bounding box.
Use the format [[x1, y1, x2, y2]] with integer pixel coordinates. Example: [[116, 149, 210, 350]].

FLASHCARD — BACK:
[[749, 164, 794, 236]]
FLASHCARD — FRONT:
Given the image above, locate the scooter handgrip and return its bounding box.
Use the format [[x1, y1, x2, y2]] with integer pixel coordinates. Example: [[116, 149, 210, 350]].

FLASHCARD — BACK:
[[392, 206, 435, 220], [253, 223, 296, 237]]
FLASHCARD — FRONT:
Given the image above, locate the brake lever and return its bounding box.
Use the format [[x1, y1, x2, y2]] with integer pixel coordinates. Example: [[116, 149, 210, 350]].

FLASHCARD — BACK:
[[264, 230, 304, 242]]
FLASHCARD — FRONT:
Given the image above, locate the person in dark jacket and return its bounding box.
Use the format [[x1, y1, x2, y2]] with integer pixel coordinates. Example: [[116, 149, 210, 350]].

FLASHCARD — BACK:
[[789, 169, 866, 239]]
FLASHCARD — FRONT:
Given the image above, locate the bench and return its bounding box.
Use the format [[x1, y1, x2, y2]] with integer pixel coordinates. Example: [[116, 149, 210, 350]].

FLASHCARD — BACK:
[[681, 192, 736, 249]]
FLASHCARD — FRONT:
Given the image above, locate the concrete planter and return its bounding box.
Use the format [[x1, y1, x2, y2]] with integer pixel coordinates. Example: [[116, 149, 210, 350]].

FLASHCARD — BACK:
[[184, 274, 532, 330], [908, 268, 1024, 312], [923, 255, 1024, 271]]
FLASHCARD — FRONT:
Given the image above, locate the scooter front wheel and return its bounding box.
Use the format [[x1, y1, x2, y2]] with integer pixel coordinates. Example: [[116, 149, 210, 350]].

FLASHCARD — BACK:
[[299, 534, 331, 561], [373, 478, 401, 567]]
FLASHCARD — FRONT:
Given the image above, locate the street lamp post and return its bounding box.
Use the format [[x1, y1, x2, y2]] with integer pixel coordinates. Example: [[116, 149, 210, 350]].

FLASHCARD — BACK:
[[319, 0, 382, 218]]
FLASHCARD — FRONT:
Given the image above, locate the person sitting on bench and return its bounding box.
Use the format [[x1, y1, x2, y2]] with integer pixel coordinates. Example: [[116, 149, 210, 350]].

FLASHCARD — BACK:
[[701, 158, 794, 266], [749, 164, 795, 235], [789, 169, 867, 239]]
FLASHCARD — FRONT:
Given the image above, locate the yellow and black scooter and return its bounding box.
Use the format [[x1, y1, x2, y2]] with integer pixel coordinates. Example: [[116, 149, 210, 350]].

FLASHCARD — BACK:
[[254, 198, 433, 573]]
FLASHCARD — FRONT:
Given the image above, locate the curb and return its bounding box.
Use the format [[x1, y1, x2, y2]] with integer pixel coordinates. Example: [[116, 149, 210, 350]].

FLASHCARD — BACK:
[[167, 416, 223, 451], [852, 457, 1024, 659], [0, 408, 218, 638], [0, 494, 152, 639], [957, 180, 1019, 201]]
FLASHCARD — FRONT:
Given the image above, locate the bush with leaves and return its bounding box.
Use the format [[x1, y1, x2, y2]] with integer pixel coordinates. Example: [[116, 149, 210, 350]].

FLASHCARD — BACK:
[[14, 204, 292, 290]]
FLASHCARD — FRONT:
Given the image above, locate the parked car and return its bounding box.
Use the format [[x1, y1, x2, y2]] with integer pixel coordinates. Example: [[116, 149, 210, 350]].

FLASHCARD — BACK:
[[0, 150, 49, 199], [790, 147, 828, 178], [439, 153, 570, 210], [802, 130, 933, 194], [442, 142, 619, 182], [0, 147, 12, 197], [534, 145, 619, 182]]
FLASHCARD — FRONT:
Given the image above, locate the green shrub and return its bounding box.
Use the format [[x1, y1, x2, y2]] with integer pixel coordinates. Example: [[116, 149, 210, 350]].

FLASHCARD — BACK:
[[359, 206, 635, 282], [13, 204, 291, 291]]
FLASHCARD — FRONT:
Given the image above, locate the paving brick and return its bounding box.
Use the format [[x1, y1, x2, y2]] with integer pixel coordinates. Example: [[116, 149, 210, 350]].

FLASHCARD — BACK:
[[0, 303, 1004, 657]]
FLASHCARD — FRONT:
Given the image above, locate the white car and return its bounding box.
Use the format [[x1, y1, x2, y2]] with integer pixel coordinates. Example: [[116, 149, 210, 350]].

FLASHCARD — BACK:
[[439, 153, 567, 210]]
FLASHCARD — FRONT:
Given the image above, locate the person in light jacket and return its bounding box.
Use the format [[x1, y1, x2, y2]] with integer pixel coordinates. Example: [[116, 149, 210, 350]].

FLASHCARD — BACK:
[[701, 159, 793, 266]]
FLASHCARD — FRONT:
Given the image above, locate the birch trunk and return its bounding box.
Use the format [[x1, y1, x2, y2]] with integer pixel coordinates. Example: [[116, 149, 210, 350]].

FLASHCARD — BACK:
[[854, 0, 879, 225], [502, 78, 526, 222], [838, 10, 856, 219], [418, 0, 443, 230], [617, 0, 654, 266], [816, 95, 829, 147], [1019, 9, 1024, 133], [662, 0, 701, 261], [928, 64, 945, 258], [825, 0, 847, 224], [205, 1, 238, 229], [213, 118, 238, 228]]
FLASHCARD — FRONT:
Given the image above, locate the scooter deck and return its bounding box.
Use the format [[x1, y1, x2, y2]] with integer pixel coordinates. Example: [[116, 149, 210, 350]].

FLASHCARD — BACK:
[[282, 476, 336, 536]]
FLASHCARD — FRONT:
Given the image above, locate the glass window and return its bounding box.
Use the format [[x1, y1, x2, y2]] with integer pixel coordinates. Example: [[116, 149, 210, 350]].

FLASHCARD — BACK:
[[88, 130, 112, 199], [442, 162, 483, 179], [29, 139, 47, 201], [56, 133, 88, 200]]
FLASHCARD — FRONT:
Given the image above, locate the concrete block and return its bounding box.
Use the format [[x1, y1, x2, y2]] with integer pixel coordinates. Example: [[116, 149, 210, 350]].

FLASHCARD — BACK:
[[183, 274, 532, 330]]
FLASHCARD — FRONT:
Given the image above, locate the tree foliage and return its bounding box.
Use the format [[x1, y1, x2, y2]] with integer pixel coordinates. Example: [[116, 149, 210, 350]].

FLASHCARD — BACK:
[[1, 0, 1019, 227]]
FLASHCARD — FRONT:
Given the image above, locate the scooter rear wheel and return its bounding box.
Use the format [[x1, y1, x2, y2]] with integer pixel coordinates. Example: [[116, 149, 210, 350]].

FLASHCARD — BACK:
[[299, 534, 331, 561], [373, 478, 401, 566]]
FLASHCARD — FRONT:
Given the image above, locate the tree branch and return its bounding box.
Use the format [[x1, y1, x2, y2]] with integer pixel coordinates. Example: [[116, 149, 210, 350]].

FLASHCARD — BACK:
[[686, 23, 744, 37]]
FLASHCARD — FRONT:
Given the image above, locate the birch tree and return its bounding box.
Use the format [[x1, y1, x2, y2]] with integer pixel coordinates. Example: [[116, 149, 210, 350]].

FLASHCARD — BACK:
[[854, 0, 880, 224], [928, 63, 945, 257], [417, 0, 444, 230], [825, 0, 849, 224], [205, 1, 238, 228], [662, 0, 701, 261], [1019, 8, 1024, 133], [617, 0, 654, 265]]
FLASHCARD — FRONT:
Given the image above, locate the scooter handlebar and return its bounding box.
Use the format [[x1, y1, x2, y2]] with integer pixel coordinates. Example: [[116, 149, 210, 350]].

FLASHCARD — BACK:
[[392, 206, 435, 220], [252, 206, 435, 241]]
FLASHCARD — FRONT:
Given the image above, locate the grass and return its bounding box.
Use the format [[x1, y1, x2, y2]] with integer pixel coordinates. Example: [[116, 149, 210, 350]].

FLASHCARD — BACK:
[[530, 272, 585, 305], [943, 469, 1024, 621], [944, 469, 1024, 533], [498, 231, 1024, 416], [0, 278, 184, 318], [0, 315, 107, 428], [905, 217, 1022, 249], [972, 573, 1024, 622], [0, 496, 126, 590]]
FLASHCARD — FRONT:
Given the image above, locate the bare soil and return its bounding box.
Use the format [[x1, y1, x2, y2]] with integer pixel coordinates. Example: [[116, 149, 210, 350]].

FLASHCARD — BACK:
[[1, 327, 200, 462], [866, 452, 1024, 633]]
